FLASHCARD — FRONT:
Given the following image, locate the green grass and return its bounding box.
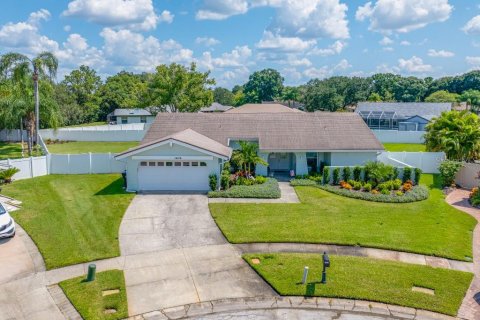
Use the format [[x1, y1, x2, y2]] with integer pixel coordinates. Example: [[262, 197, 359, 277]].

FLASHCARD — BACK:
[[59, 270, 128, 320], [1, 175, 135, 269], [63, 121, 107, 128], [210, 174, 476, 261], [0, 142, 42, 160], [383, 143, 426, 152], [244, 253, 473, 316], [47, 141, 138, 154]]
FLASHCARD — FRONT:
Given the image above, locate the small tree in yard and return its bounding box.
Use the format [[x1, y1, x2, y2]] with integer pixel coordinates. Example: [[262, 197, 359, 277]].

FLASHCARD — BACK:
[[209, 174, 217, 191], [438, 160, 463, 187], [342, 167, 351, 181], [231, 141, 268, 175], [364, 161, 394, 186], [332, 168, 340, 185], [414, 168, 422, 185], [353, 166, 362, 181], [322, 167, 330, 185], [402, 167, 412, 183]]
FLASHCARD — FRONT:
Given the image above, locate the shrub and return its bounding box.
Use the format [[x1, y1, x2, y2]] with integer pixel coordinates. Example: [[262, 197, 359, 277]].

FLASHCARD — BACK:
[[353, 181, 362, 190], [255, 176, 267, 184], [414, 168, 422, 185], [402, 167, 412, 183], [393, 167, 399, 180], [0, 168, 20, 183], [438, 160, 463, 187], [220, 172, 230, 190], [317, 184, 429, 203], [471, 187, 480, 207], [308, 175, 323, 183], [332, 168, 340, 185], [364, 167, 370, 183], [396, 191, 404, 196], [339, 180, 352, 190], [363, 183, 372, 192], [364, 161, 394, 186], [402, 181, 413, 192], [392, 179, 402, 190], [208, 178, 280, 198], [322, 167, 330, 185], [290, 179, 317, 186], [223, 161, 231, 173], [380, 188, 390, 195], [353, 166, 362, 181], [342, 167, 351, 182], [209, 173, 217, 191], [347, 179, 356, 186]]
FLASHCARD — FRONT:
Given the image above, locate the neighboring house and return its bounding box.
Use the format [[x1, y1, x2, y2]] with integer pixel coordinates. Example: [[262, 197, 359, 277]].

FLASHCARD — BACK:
[[107, 109, 155, 125], [115, 112, 383, 192], [199, 102, 233, 113], [356, 102, 452, 131], [225, 103, 304, 114]]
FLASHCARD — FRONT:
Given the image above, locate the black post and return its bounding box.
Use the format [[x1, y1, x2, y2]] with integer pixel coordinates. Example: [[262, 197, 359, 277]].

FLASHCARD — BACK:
[[321, 251, 330, 284]]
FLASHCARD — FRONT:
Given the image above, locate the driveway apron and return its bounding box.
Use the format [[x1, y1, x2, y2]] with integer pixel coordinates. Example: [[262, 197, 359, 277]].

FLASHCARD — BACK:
[[119, 194, 274, 316]]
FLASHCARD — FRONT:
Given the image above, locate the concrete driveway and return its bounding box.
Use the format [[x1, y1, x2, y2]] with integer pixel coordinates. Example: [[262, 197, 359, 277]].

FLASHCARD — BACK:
[[119, 194, 274, 316]]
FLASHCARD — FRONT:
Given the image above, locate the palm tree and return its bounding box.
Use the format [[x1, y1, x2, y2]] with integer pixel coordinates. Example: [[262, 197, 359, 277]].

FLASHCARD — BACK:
[[0, 52, 58, 152], [232, 141, 268, 175], [425, 111, 480, 162]]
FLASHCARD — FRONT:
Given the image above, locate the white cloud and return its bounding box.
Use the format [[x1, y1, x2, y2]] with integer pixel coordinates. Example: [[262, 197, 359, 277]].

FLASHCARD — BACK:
[[428, 49, 454, 58], [334, 59, 351, 70], [398, 56, 433, 73], [158, 10, 174, 24], [308, 40, 346, 56], [379, 36, 393, 46], [356, 0, 453, 33], [199, 46, 253, 70], [383, 47, 394, 52], [303, 59, 351, 79], [196, 0, 248, 20], [0, 9, 59, 54], [463, 15, 480, 35], [400, 40, 411, 46], [100, 28, 193, 72], [64, 25, 71, 32], [56, 33, 105, 70], [256, 31, 316, 53], [466, 56, 480, 68], [195, 37, 221, 47], [63, 0, 162, 31]]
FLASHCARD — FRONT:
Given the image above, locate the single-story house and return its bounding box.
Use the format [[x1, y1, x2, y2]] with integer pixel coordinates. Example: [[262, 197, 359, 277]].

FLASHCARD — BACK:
[[199, 102, 233, 113], [115, 112, 383, 192], [225, 103, 304, 114], [355, 102, 452, 131], [107, 109, 155, 125]]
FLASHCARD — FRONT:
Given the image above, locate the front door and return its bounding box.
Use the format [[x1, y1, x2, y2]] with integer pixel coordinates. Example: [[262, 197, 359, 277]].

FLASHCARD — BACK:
[[268, 153, 290, 172]]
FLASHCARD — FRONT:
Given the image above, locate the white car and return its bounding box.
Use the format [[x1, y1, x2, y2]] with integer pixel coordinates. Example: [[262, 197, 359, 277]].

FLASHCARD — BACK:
[[0, 203, 15, 238]]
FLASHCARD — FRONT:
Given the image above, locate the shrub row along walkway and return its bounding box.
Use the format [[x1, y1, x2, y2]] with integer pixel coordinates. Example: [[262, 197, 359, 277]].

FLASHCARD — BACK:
[[208, 182, 300, 203], [235, 243, 473, 272], [125, 296, 456, 320], [447, 189, 480, 320]]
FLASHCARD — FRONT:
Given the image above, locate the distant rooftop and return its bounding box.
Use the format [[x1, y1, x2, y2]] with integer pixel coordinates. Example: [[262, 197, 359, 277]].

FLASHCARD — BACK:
[[225, 103, 304, 114], [200, 102, 233, 113], [109, 109, 152, 116], [356, 102, 452, 120]]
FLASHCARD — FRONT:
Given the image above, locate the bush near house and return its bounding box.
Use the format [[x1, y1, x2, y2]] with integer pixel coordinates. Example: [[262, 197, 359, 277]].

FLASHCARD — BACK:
[[470, 187, 480, 207], [208, 178, 280, 198], [438, 160, 464, 187]]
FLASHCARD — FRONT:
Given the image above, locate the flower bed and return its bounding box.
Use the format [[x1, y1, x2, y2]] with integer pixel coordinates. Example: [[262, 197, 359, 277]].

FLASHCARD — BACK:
[[470, 187, 480, 208], [290, 179, 429, 203], [208, 178, 280, 198]]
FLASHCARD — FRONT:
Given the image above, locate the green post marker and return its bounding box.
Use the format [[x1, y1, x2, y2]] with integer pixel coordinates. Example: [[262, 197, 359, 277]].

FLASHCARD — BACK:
[[86, 264, 96, 282]]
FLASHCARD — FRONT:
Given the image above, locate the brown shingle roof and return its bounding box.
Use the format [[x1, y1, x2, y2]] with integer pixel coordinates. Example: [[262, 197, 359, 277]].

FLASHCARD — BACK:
[[225, 103, 304, 113], [142, 113, 384, 151]]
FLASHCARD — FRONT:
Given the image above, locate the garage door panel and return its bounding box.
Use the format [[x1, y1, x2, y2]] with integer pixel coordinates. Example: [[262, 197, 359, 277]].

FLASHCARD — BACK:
[[138, 165, 211, 191]]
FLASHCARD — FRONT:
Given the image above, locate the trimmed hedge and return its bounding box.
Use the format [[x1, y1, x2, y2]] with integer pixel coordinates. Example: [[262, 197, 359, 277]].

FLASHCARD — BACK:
[[208, 178, 281, 198], [318, 184, 429, 203], [290, 179, 429, 203]]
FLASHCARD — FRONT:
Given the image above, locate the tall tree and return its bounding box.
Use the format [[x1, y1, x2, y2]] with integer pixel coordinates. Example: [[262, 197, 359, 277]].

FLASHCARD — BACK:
[[0, 52, 59, 152], [62, 65, 102, 122], [97, 71, 147, 119], [243, 68, 284, 103], [303, 79, 344, 112], [425, 111, 480, 162], [425, 90, 459, 103], [213, 87, 234, 106], [281, 86, 300, 107], [146, 63, 215, 112]]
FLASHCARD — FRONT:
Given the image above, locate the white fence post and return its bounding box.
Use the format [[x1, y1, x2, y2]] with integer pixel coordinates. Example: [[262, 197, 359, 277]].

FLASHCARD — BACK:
[[29, 157, 34, 178], [89, 152, 92, 174]]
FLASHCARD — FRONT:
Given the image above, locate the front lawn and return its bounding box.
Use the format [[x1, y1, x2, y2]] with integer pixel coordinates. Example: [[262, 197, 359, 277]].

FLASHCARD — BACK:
[[47, 141, 138, 154], [59, 270, 128, 320], [0, 142, 42, 160], [1, 174, 135, 269], [210, 174, 476, 261], [245, 253, 472, 316], [383, 143, 426, 152]]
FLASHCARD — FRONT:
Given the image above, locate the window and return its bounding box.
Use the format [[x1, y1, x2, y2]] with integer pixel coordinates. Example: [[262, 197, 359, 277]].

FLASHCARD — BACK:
[[166, 162, 173, 167], [157, 162, 164, 166], [192, 162, 198, 167], [148, 162, 156, 166], [140, 116, 147, 123], [121, 117, 128, 124], [183, 162, 190, 166], [200, 162, 207, 167], [140, 161, 147, 166], [174, 162, 181, 167]]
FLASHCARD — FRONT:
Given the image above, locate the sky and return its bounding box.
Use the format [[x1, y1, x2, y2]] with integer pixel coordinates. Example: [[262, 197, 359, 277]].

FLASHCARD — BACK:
[[0, 0, 479, 88]]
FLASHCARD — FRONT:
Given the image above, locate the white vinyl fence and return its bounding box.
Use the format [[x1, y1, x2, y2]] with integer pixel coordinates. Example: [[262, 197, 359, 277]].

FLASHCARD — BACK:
[[0, 130, 28, 142], [0, 156, 48, 180], [455, 163, 480, 189], [49, 153, 126, 174], [380, 152, 445, 173], [373, 130, 425, 143]]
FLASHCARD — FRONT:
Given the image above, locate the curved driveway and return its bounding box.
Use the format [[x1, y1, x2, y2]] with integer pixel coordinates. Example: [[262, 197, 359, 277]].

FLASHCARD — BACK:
[[119, 194, 275, 316]]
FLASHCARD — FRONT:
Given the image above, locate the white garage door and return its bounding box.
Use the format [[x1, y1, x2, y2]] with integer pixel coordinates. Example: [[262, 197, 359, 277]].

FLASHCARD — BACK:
[[138, 160, 211, 191]]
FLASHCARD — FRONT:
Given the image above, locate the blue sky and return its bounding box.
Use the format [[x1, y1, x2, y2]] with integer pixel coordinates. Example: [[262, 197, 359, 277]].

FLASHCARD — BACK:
[[1, 0, 479, 88]]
